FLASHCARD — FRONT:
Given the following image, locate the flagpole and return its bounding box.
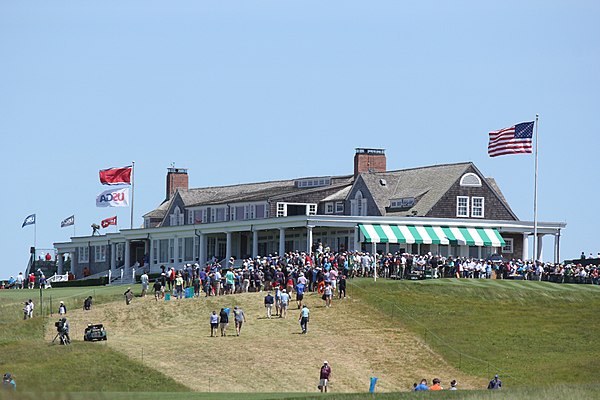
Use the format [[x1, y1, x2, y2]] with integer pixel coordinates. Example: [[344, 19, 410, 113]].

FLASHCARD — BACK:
[[532, 114, 539, 263], [34, 217, 37, 249], [130, 161, 135, 229]]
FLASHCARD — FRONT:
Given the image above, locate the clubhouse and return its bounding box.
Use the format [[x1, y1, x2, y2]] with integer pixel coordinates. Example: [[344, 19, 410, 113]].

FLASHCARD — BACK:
[[54, 148, 566, 279]]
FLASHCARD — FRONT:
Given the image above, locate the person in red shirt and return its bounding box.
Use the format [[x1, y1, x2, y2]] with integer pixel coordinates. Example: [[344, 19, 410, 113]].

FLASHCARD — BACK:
[[28, 273, 35, 289]]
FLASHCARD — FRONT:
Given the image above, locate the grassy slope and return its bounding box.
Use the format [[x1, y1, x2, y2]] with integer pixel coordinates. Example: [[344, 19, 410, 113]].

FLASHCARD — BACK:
[[0, 286, 188, 392], [350, 278, 600, 387], [61, 289, 479, 392]]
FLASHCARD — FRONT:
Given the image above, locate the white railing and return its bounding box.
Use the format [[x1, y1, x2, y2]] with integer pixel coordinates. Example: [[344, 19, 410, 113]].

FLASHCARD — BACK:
[[47, 273, 69, 283]]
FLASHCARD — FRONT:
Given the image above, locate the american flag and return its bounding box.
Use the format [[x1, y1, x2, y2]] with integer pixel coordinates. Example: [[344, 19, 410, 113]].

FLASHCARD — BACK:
[[488, 121, 534, 157]]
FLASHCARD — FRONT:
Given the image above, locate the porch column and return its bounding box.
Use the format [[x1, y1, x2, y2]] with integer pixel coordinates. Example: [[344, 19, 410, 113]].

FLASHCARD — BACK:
[[554, 231, 561, 264], [522, 233, 529, 261], [144, 240, 150, 267], [536, 234, 544, 262], [225, 231, 232, 263], [173, 237, 179, 266], [252, 229, 259, 258], [306, 226, 314, 255], [199, 233, 206, 266], [110, 243, 117, 271], [214, 236, 219, 260], [354, 226, 361, 252], [279, 228, 285, 256], [124, 239, 131, 269], [57, 253, 64, 275]]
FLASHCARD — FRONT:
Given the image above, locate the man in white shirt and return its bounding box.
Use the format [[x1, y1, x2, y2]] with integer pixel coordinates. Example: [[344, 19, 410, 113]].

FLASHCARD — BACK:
[[280, 289, 290, 319]]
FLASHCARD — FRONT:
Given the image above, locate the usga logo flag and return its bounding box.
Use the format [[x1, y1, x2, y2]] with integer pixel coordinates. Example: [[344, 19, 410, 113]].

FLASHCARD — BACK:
[[60, 215, 75, 228], [22, 214, 36, 228], [96, 188, 130, 208], [99, 165, 132, 185], [101, 216, 117, 228]]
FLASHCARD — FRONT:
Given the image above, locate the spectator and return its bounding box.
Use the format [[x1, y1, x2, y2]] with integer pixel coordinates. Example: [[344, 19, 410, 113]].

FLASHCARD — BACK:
[[414, 379, 429, 391], [318, 361, 331, 393], [488, 375, 502, 390], [210, 311, 219, 337], [430, 378, 442, 390], [124, 287, 134, 305], [219, 308, 229, 337], [233, 306, 246, 336], [264, 291, 274, 319], [2, 373, 16, 391], [299, 304, 310, 334], [449, 380, 457, 390], [83, 296, 93, 310], [58, 301, 67, 315]]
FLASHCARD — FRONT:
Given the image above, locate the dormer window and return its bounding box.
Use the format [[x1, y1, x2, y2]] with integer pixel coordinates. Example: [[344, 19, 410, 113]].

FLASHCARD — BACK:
[[170, 206, 184, 226], [460, 173, 482, 187]]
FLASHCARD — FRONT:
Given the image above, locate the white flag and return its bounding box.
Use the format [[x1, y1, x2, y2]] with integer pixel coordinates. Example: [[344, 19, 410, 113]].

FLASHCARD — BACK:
[[96, 187, 130, 208]]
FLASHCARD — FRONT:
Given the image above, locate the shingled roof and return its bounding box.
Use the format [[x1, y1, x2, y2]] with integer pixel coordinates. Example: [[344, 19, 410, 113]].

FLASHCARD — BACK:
[[357, 162, 473, 216]]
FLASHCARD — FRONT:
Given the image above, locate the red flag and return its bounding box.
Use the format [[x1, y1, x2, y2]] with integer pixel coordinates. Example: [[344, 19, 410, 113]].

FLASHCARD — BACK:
[[101, 216, 117, 228], [99, 166, 132, 185]]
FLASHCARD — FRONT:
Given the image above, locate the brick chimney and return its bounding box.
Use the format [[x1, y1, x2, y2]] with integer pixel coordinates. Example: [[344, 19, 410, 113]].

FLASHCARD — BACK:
[[354, 148, 386, 178], [166, 167, 188, 201]]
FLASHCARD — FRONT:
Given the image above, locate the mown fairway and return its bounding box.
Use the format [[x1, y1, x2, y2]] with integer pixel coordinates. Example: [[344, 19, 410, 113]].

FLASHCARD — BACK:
[[1, 278, 599, 399], [350, 278, 600, 387]]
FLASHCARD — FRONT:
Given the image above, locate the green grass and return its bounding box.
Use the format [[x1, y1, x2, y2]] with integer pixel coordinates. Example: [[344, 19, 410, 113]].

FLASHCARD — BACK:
[[349, 278, 600, 387], [0, 286, 188, 392], [2, 385, 600, 400]]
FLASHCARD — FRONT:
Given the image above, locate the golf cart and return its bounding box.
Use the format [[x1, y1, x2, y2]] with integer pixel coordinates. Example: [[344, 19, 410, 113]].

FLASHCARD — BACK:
[[83, 323, 107, 341]]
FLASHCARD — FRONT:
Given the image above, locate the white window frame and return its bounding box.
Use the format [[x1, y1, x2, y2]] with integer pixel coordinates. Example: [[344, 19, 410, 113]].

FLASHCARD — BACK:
[[177, 238, 183, 262], [502, 238, 513, 254], [230, 206, 236, 221], [390, 199, 402, 208], [460, 172, 482, 187], [457, 196, 469, 217], [152, 240, 159, 264], [277, 203, 286, 217], [210, 208, 216, 223], [78, 246, 89, 263], [187, 209, 194, 225], [244, 204, 256, 220], [325, 202, 334, 214], [335, 201, 344, 213], [201, 209, 208, 223], [471, 197, 485, 218], [307, 204, 317, 215], [94, 245, 106, 262], [168, 239, 174, 262]]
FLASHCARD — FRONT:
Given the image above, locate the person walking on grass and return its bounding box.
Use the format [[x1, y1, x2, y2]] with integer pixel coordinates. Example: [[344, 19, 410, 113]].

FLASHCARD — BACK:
[[296, 280, 305, 309], [264, 291, 274, 318], [175, 273, 184, 299], [323, 282, 333, 307], [298, 304, 310, 334], [338, 275, 347, 299], [58, 301, 67, 315], [210, 311, 219, 337], [233, 306, 246, 336], [280, 289, 290, 319], [318, 361, 331, 392], [140, 271, 149, 297], [83, 296, 93, 310], [219, 308, 229, 336], [153, 279, 162, 301]]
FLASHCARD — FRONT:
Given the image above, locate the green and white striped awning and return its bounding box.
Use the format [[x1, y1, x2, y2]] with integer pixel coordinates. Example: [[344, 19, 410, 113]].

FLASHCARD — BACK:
[[358, 224, 506, 247]]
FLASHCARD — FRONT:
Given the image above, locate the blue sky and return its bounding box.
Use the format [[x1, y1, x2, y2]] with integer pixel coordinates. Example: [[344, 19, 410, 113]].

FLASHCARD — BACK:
[[1, 1, 599, 278]]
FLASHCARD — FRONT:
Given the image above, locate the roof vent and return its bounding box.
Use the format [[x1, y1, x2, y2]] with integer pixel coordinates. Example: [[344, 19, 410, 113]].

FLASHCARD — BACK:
[[379, 179, 387, 186]]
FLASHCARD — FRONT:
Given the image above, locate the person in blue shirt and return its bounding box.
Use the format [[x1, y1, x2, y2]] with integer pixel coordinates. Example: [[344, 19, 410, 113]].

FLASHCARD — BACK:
[[298, 305, 310, 334], [414, 379, 429, 391], [296, 282, 305, 309]]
